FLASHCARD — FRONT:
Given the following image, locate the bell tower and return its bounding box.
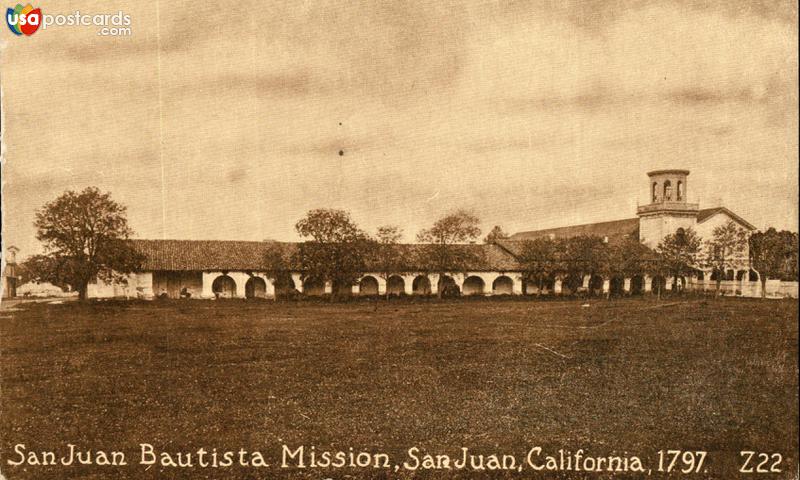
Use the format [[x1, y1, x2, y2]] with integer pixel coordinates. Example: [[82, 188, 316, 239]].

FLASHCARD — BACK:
[[637, 170, 699, 248]]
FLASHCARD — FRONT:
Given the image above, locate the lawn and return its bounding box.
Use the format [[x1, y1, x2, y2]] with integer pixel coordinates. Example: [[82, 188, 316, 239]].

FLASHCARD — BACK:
[[0, 297, 797, 479]]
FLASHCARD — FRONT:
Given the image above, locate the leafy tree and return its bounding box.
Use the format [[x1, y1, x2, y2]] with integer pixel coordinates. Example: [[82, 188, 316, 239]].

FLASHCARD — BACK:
[[781, 231, 800, 281], [294, 209, 370, 301], [262, 242, 294, 300], [416, 210, 483, 298], [484, 225, 509, 244], [648, 252, 672, 300], [13, 258, 35, 286], [704, 220, 749, 297], [28, 187, 143, 300], [562, 235, 608, 296], [19, 254, 71, 291], [612, 236, 654, 279], [657, 228, 702, 294], [518, 237, 562, 296], [750, 228, 799, 297], [371, 225, 405, 299], [603, 236, 655, 297]]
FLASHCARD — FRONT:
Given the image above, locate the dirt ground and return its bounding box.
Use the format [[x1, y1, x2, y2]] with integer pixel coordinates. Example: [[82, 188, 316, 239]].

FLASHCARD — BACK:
[[0, 297, 797, 479]]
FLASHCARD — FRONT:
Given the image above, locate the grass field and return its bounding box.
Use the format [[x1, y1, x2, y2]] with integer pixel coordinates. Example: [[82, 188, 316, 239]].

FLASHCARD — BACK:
[[0, 297, 797, 479]]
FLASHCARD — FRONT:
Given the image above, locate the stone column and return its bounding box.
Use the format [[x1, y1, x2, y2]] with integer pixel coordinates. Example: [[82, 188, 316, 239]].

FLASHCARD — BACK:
[[261, 274, 275, 298], [377, 276, 387, 295], [351, 284, 360, 295], [429, 274, 440, 295], [512, 275, 523, 295], [582, 275, 591, 289], [452, 273, 465, 291], [229, 272, 249, 298], [602, 278, 610, 295], [201, 272, 217, 298], [553, 278, 562, 295], [324, 280, 333, 294], [403, 275, 415, 295], [665, 276, 674, 291], [623, 277, 631, 294], [644, 275, 652, 293], [291, 273, 304, 293]]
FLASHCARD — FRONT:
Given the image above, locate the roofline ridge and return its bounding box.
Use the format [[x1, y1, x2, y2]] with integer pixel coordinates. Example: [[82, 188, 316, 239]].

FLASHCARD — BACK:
[[512, 216, 638, 236], [130, 238, 285, 244], [696, 206, 756, 230]]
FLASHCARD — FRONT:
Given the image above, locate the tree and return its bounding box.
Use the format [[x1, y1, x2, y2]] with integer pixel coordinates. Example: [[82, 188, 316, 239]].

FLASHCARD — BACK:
[[484, 225, 509, 244], [781, 231, 800, 281], [518, 237, 562, 296], [294, 209, 370, 301], [371, 225, 405, 299], [614, 237, 654, 279], [704, 221, 749, 297], [29, 187, 143, 300], [416, 210, 483, 298], [750, 228, 799, 298], [562, 235, 608, 296], [606, 236, 655, 297], [19, 254, 72, 291], [656, 228, 702, 294], [262, 242, 294, 300]]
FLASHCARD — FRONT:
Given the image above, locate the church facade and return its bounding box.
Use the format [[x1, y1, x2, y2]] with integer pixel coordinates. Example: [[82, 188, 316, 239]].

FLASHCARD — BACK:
[[88, 169, 762, 300]]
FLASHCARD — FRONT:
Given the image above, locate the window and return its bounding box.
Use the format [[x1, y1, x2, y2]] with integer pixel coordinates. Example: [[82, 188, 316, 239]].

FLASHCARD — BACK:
[[677, 181, 683, 201], [652, 182, 658, 202], [663, 180, 672, 201]]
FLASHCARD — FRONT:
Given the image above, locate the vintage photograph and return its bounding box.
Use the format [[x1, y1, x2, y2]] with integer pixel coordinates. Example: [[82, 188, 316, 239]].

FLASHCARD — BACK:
[[1, 1, 798, 478]]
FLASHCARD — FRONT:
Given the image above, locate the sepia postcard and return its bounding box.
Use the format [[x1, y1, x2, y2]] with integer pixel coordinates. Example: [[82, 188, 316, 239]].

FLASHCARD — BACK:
[[0, 1, 798, 479]]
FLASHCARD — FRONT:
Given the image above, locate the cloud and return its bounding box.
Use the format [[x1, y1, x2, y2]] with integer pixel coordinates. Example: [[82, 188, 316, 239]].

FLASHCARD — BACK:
[[491, 0, 797, 30], [1, 0, 796, 258]]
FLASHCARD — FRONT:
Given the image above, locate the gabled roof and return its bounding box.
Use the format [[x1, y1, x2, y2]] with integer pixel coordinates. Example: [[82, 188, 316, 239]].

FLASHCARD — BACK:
[[472, 243, 524, 271], [509, 206, 756, 243], [129, 239, 522, 272], [696, 207, 756, 230], [509, 217, 640, 243]]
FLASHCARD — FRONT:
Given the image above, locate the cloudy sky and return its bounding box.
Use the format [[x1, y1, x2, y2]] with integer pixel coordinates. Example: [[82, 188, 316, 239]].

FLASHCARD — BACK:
[[2, 0, 797, 257]]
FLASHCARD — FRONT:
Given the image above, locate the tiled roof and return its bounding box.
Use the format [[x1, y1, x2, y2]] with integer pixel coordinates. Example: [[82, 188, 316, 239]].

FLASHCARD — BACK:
[[472, 243, 525, 271], [129, 239, 522, 272], [130, 239, 297, 271], [510, 217, 640, 243]]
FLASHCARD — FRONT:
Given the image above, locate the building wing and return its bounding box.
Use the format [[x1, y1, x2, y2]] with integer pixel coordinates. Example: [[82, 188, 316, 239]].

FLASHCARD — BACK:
[[696, 207, 757, 230], [509, 217, 640, 244], [128, 239, 522, 272]]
